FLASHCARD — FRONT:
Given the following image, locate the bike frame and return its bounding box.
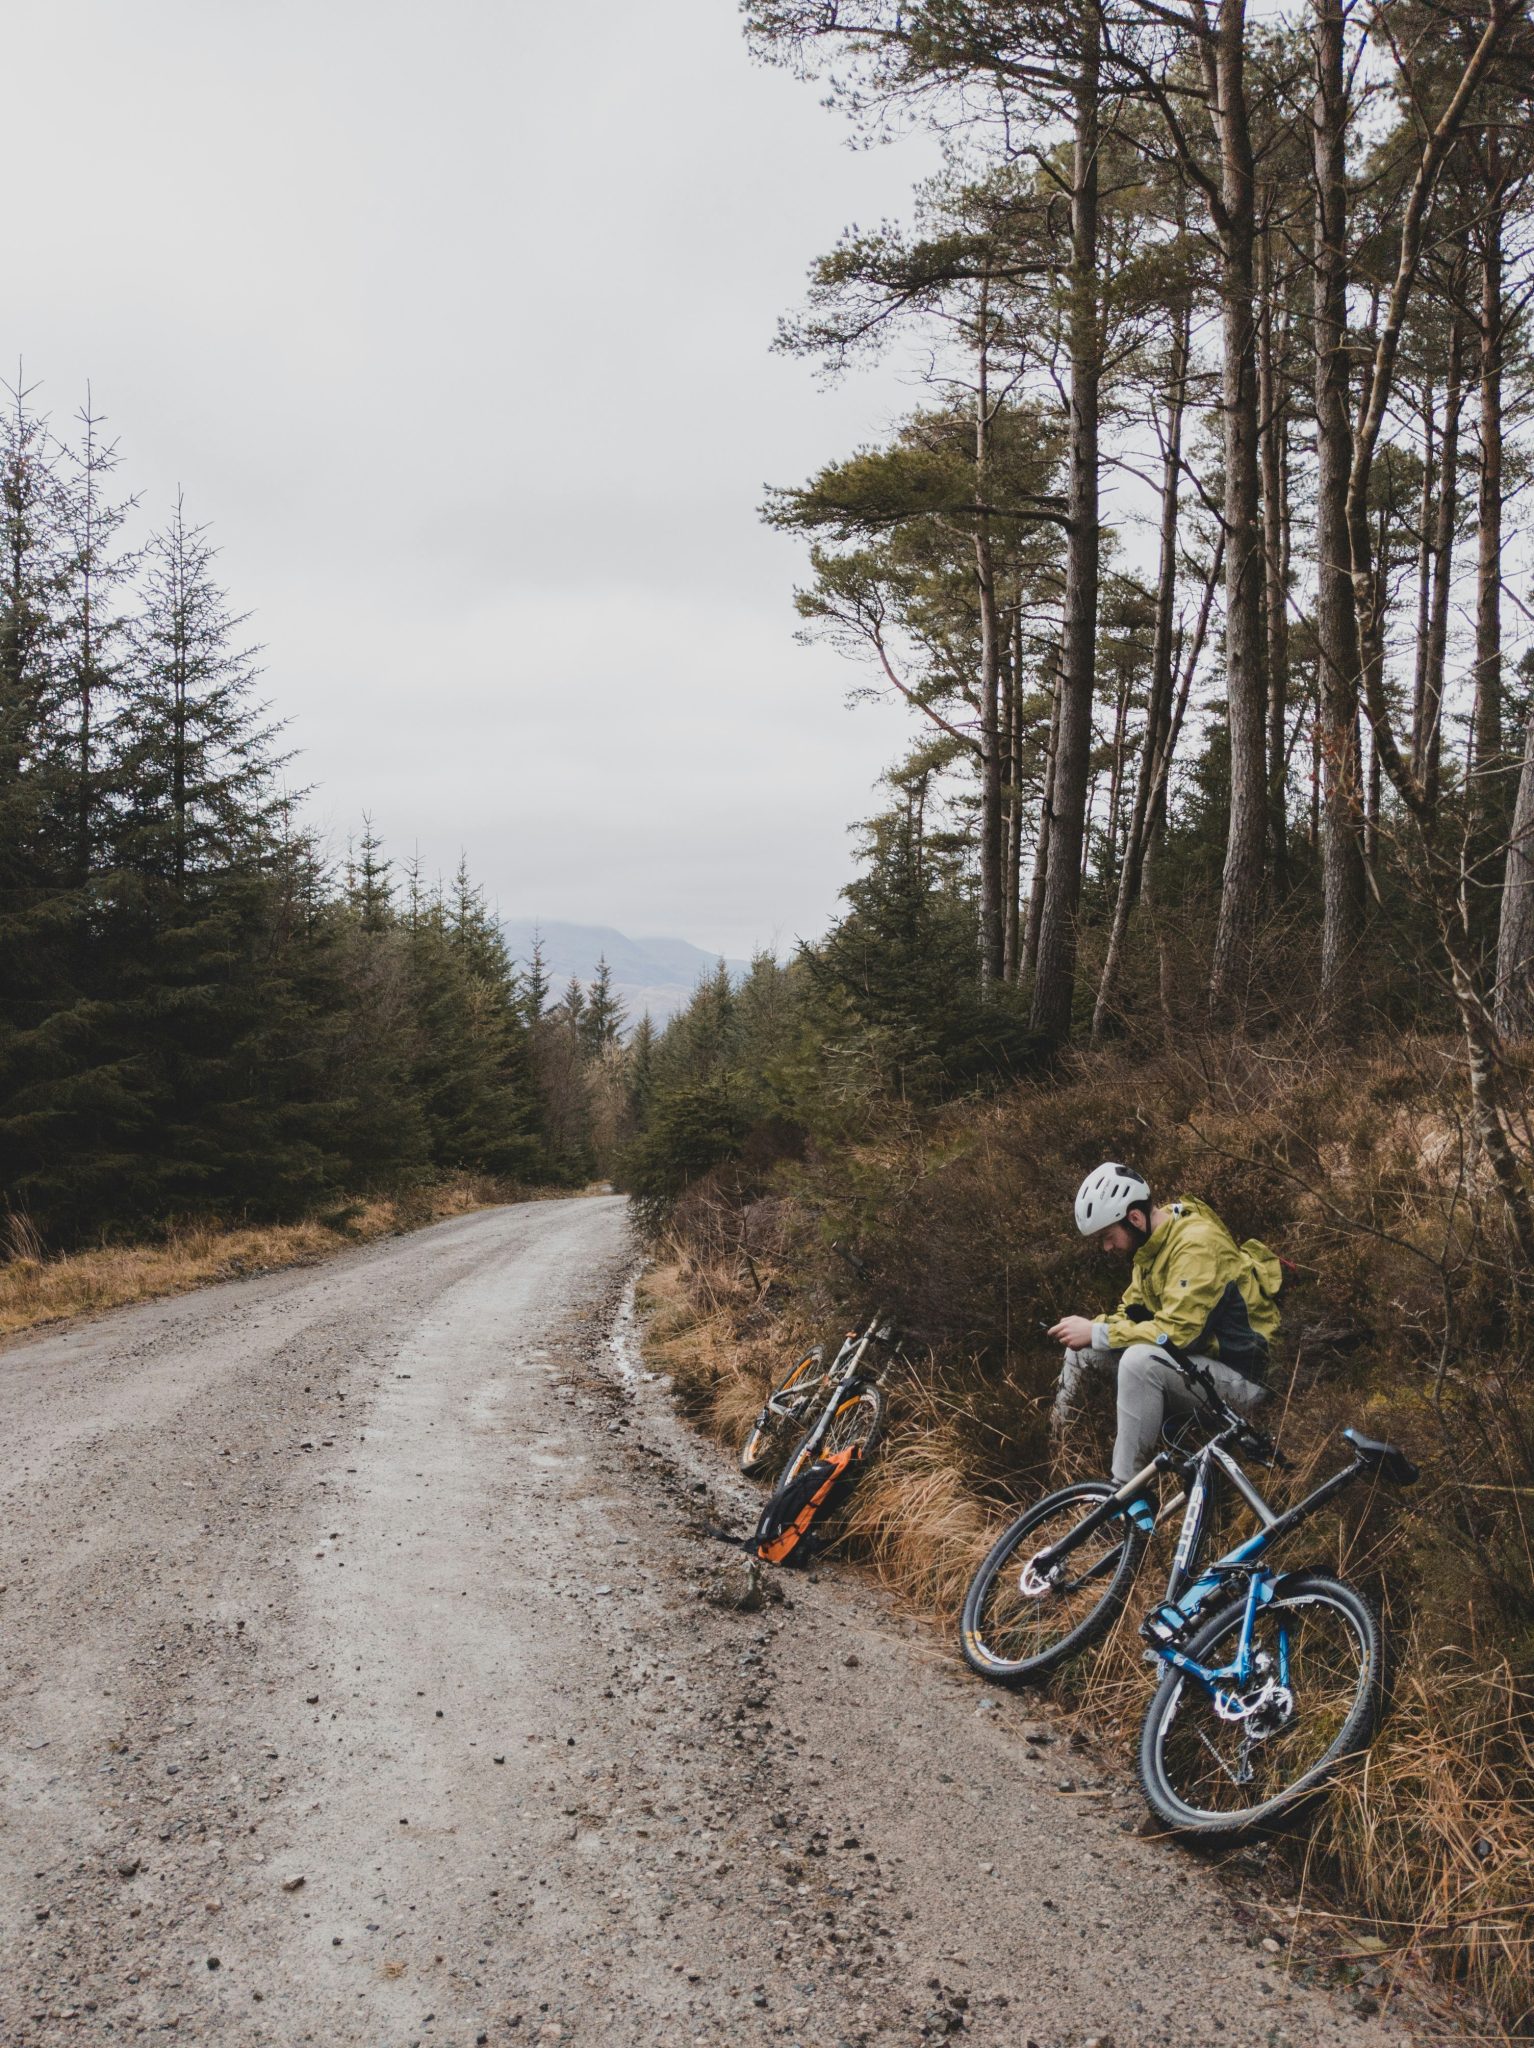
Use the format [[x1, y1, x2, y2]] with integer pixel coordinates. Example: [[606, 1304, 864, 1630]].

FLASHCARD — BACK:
[[786, 1309, 902, 1463], [1028, 1427, 1374, 1703]]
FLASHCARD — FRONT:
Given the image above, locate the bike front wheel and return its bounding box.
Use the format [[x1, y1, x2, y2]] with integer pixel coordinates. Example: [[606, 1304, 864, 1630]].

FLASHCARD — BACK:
[[960, 1482, 1146, 1685], [1137, 1572, 1381, 1839], [740, 1350, 825, 1476], [779, 1384, 886, 1489]]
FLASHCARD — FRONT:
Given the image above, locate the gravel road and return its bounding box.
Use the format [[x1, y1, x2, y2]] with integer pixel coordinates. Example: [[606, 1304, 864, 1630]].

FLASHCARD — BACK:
[[1, 1195, 1417, 2047]]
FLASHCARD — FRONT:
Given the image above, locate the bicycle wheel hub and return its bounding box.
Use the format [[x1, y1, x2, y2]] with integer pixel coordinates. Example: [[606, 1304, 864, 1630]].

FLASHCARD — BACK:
[[1211, 1676, 1294, 1736], [1017, 1554, 1059, 1600]]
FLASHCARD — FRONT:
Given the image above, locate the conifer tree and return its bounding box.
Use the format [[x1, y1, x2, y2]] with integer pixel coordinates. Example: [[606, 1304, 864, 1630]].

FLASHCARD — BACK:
[[581, 954, 627, 1052], [522, 928, 550, 1023]]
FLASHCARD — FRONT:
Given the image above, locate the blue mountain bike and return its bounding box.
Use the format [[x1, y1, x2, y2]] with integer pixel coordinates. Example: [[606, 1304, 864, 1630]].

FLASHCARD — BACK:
[[959, 1340, 1418, 1836]]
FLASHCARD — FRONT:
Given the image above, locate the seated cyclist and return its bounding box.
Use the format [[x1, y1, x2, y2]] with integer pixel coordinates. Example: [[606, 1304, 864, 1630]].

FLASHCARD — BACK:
[[1046, 1163, 1282, 1521]]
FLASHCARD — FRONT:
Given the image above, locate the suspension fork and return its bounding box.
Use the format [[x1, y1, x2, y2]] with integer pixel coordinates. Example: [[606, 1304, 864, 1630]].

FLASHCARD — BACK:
[[1031, 1450, 1181, 1575]]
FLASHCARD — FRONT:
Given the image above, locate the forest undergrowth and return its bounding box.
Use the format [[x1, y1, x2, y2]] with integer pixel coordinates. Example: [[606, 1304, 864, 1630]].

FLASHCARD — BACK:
[[640, 1031, 1534, 2034], [0, 1173, 564, 1339]]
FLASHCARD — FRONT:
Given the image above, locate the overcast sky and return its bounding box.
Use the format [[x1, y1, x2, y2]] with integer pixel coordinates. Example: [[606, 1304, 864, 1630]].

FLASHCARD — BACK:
[[11, 0, 941, 960]]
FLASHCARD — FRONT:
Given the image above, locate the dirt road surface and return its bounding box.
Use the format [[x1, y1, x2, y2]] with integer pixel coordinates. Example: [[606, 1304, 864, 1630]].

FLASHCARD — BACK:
[[2, 1196, 1416, 2047]]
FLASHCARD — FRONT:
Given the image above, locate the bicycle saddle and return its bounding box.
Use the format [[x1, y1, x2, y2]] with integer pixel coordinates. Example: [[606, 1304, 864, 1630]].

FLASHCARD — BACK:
[[1342, 1428, 1419, 1486]]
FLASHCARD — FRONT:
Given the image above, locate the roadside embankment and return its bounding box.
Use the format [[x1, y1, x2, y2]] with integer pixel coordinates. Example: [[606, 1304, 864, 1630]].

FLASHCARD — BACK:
[[638, 1031, 1534, 2033]]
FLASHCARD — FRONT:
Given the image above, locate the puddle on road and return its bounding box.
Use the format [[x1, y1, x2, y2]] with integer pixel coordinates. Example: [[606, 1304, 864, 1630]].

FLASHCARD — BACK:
[[607, 1266, 652, 1387]]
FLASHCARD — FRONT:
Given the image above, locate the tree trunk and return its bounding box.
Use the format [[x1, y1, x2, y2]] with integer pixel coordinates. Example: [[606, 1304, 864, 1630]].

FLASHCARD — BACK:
[[1312, 0, 1366, 1017], [1023, 651, 1063, 979], [1420, 319, 1464, 806], [1003, 599, 1023, 981], [1471, 180, 1505, 853], [1092, 300, 1189, 1041], [1409, 378, 1435, 774], [1104, 660, 1130, 892], [1496, 699, 1534, 1039], [1257, 223, 1291, 893], [974, 277, 1005, 987], [1207, 0, 1268, 1018], [1030, 11, 1101, 1046]]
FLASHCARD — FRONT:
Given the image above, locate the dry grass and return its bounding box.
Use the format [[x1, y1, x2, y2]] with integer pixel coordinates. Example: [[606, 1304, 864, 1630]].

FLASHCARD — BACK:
[[640, 1030, 1534, 2033], [0, 1175, 524, 1339]]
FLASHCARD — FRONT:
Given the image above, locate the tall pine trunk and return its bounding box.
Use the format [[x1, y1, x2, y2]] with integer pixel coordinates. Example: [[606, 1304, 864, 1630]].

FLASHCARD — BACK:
[[1092, 297, 1188, 1041], [1258, 223, 1291, 893], [1023, 652, 1063, 979], [1312, 0, 1365, 1017], [974, 284, 1005, 987], [1207, 0, 1268, 1017], [1029, 12, 1100, 1045], [1496, 700, 1534, 1038], [1471, 181, 1504, 851], [1003, 600, 1023, 981], [1420, 319, 1464, 806]]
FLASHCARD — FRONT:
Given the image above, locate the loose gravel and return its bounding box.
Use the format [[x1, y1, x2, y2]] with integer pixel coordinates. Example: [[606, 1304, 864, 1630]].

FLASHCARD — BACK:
[[0, 1195, 1418, 2046]]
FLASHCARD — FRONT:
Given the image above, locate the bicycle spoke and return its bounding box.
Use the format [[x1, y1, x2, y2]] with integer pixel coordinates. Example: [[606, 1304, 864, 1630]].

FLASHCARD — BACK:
[[1155, 1588, 1370, 1818], [971, 1500, 1132, 1669]]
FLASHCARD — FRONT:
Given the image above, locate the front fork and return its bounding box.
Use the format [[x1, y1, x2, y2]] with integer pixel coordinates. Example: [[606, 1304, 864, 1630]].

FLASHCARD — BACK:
[[1146, 1569, 1291, 1711], [1029, 1452, 1180, 1580]]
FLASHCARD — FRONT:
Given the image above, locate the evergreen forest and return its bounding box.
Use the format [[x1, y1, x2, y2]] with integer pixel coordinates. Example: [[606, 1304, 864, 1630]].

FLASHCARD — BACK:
[[0, 384, 634, 1251]]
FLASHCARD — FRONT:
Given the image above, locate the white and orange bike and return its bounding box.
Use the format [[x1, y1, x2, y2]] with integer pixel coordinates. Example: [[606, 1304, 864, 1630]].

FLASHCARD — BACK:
[[738, 1245, 906, 1490]]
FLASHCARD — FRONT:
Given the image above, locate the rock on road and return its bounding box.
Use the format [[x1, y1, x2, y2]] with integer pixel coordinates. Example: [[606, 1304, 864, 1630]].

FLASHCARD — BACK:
[[1, 1195, 1412, 2047]]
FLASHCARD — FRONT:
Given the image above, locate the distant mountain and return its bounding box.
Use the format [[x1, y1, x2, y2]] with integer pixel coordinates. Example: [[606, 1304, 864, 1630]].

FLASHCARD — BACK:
[[499, 920, 750, 1030]]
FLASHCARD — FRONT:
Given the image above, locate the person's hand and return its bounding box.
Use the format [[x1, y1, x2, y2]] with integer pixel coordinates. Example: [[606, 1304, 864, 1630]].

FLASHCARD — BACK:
[[1048, 1314, 1095, 1351]]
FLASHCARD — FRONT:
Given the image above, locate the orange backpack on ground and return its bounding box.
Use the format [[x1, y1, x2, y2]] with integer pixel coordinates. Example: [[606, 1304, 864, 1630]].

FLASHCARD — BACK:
[[742, 1445, 864, 1566]]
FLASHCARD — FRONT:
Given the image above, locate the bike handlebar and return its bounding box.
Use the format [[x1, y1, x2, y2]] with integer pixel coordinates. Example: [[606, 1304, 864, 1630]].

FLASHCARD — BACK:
[[1155, 1336, 1289, 1467]]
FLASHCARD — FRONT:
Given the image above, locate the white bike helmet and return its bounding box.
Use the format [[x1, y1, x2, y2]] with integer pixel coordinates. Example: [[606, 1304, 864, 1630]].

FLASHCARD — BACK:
[[1074, 1161, 1151, 1237]]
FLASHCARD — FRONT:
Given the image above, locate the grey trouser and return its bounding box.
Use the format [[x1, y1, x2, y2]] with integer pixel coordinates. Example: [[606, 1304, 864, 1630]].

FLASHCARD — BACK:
[[1053, 1343, 1266, 1484]]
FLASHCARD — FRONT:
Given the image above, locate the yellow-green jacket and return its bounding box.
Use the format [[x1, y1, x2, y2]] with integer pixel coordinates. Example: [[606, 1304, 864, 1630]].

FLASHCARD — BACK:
[[1092, 1197, 1282, 1383]]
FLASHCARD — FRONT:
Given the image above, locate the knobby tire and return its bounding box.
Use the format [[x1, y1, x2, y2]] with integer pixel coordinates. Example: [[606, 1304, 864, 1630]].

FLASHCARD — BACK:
[[960, 1482, 1146, 1685]]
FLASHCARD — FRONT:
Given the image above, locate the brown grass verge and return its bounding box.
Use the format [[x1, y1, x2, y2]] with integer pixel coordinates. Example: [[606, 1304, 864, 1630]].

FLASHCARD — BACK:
[[0, 1175, 560, 1340], [643, 1230, 1534, 2039]]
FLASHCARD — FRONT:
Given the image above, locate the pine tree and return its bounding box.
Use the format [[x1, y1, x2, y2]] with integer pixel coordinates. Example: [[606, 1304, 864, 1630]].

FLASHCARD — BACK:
[[0, 381, 116, 1233], [347, 816, 394, 933], [628, 1011, 656, 1122], [581, 954, 626, 1052], [58, 391, 137, 888], [522, 928, 550, 1023]]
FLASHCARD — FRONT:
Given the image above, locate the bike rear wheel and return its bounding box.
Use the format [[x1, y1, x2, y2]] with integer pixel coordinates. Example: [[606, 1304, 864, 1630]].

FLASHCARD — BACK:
[[960, 1482, 1146, 1684], [779, 1384, 886, 1489], [1137, 1572, 1381, 1838], [740, 1350, 825, 1476]]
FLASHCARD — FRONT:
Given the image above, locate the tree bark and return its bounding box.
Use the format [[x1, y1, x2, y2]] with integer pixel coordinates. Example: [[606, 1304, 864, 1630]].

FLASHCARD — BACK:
[[1409, 377, 1435, 775], [1092, 299, 1189, 1041], [1419, 319, 1464, 806], [1207, 0, 1268, 1018], [974, 276, 1006, 987], [1023, 650, 1064, 979], [1311, 0, 1366, 1017], [1029, 10, 1101, 1046], [1257, 223, 1291, 893], [1496, 700, 1534, 1039], [1471, 179, 1505, 848], [1003, 598, 1024, 981]]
